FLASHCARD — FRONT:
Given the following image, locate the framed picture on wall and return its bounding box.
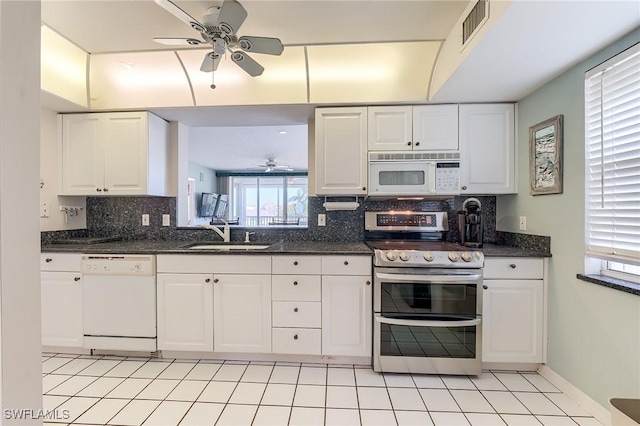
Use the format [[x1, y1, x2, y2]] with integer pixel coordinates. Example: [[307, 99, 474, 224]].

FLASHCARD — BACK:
[[529, 115, 564, 195]]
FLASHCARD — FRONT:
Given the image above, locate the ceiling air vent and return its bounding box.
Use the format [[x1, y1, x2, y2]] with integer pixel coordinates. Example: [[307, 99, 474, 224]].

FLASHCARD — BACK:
[[462, 0, 489, 47]]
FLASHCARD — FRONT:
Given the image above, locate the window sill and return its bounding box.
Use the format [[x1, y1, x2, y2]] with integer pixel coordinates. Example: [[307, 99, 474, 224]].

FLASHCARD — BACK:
[[577, 273, 640, 296]]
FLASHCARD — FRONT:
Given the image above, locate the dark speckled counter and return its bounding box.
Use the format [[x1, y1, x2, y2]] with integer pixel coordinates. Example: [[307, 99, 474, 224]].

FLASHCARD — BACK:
[[41, 240, 549, 258]]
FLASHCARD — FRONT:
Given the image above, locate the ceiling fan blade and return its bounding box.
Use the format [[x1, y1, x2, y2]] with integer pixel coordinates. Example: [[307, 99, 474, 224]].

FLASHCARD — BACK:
[[200, 52, 221, 72], [153, 37, 204, 46], [231, 51, 264, 76], [217, 0, 247, 36], [238, 36, 284, 55], [154, 0, 206, 33]]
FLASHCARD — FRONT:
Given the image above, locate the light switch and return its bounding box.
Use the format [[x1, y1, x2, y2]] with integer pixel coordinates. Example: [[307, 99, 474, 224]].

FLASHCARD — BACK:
[[162, 214, 170, 226], [142, 214, 150, 226], [519, 216, 527, 231], [318, 214, 326, 226]]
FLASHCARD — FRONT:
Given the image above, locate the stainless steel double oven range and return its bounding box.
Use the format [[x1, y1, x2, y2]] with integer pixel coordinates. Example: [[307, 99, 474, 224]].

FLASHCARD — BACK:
[[365, 211, 484, 376]]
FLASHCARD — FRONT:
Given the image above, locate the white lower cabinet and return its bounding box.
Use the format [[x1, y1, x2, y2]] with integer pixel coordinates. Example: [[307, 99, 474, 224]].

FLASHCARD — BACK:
[[322, 272, 372, 357], [214, 274, 272, 353], [482, 258, 545, 363], [157, 273, 214, 352], [41, 253, 83, 348]]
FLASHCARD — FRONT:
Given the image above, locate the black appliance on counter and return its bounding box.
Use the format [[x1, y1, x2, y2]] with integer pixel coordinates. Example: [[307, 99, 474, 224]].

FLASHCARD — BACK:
[[457, 197, 484, 248]]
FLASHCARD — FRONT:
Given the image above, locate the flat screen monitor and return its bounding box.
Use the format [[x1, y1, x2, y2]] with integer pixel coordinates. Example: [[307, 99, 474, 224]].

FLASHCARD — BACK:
[[214, 194, 228, 218], [199, 193, 218, 218]]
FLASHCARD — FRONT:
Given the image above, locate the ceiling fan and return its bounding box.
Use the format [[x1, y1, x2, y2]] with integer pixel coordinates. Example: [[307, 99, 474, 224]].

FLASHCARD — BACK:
[[153, 0, 284, 88], [257, 159, 294, 173]]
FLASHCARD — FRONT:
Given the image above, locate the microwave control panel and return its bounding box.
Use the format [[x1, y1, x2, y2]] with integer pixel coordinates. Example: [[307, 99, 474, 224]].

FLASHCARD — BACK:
[[435, 162, 460, 193]]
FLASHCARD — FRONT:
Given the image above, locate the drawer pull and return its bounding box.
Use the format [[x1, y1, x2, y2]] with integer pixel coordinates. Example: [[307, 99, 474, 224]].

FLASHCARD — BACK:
[[366, 281, 371, 286], [74, 277, 81, 282], [293, 281, 298, 286], [344, 261, 349, 266], [509, 264, 517, 269], [45, 258, 53, 263], [293, 334, 298, 340], [205, 278, 211, 283], [483, 285, 488, 290], [294, 307, 299, 313], [293, 261, 299, 266], [213, 278, 219, 283]]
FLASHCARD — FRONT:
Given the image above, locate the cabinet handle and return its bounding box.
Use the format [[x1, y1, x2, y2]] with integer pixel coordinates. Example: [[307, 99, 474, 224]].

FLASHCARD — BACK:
[[461, 186, 467, 191], [294, 307, 299, 313], [415, 141, 420, 146], [293, 261, 298, 266], [213, 278, 219, 283], [509, 264, 516, 269], [74, 277, 81, 282], [45, 258, 52, 263], [366, 281, 371, 286], [344, 261, 349, 266], [103, 188, 109, 192], [96, 188, 102, 192], [293, 281, 298, 286], [362, 187, 366, 191], [407, 141, 412, 146], [293, 334, 299, 340], [205, 278, 211, 283]]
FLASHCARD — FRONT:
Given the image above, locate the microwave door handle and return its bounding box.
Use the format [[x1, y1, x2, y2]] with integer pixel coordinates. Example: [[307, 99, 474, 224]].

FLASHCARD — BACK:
[[428, 162, 436, 193], [375, 272, 482, 283], [376, 315, 481, 328]]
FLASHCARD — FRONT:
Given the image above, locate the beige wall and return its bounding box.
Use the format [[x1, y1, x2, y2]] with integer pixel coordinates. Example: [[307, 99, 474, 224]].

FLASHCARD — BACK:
[[497, 28, 640, 409]]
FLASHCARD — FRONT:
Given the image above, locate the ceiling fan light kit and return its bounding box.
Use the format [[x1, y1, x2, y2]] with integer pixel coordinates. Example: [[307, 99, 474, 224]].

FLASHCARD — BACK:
[[153, 0, 284, 88]]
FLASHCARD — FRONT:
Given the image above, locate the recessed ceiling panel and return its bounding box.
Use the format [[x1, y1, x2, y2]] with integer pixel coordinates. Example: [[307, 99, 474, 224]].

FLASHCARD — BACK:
[[178, 46, 307, 106], [41, 25, 88, 107], [89, 51, 194, 110], [307, 41, 441, 104]]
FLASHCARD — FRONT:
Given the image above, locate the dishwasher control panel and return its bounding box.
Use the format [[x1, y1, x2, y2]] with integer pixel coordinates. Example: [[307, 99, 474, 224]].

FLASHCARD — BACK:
[[81, 255, 155, 275]]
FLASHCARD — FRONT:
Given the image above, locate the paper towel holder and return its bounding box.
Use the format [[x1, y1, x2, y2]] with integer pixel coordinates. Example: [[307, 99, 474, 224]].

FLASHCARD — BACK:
[[322, 196, 360, 211]]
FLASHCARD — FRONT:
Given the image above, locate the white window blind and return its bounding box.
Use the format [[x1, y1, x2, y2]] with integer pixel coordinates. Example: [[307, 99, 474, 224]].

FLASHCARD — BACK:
[[585, 43, 640, 264]]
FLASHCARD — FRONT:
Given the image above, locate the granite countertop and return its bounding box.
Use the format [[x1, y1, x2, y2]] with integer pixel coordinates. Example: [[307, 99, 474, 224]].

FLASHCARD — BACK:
[[41, 239, 550, 257]]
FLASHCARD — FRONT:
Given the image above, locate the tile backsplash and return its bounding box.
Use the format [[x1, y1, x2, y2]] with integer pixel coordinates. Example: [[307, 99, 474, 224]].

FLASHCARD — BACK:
[[42, 195, 497, 244]]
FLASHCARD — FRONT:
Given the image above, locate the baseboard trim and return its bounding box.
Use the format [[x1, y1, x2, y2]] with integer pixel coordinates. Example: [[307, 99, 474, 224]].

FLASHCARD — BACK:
[[537, 364, 610, 425]]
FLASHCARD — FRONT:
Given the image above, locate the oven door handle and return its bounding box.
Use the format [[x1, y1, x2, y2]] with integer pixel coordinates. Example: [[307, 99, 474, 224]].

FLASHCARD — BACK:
[[375, 315, 481, 328], [375, 272, 482, 283]]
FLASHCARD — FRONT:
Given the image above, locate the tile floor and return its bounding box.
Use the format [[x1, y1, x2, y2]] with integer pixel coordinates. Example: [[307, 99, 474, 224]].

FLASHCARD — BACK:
[[41, 353, 603, 426]]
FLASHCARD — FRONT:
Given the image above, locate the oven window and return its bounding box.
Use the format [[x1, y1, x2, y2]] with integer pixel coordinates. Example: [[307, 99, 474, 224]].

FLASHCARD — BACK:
[[378, 170, 425, 186], [379, 323, 477, 358], [380, 283, 477, 316]]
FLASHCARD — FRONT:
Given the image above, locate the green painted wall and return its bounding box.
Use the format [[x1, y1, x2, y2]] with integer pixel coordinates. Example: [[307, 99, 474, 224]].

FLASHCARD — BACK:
[[497, 28, 640, 409]]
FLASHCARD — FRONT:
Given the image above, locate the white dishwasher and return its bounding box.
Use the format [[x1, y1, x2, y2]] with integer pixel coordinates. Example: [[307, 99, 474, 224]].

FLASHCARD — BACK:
[[82, 254, 157, 352]]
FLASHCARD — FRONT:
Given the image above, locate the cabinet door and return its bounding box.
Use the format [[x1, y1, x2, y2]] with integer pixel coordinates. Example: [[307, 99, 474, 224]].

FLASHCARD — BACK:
[[157, 273, 214, 352], [103, 112, 149, 195], [322, 275, 372, 356], [60, 114, 104, 195], [214, 274, 271, 353], [41, 272, 83, 347], [368, 106, 413, 151], [413, 105, 459, 151], [482, 280, 543, 363], [459, 104, 515, 194], [315, 107, 368, 195]]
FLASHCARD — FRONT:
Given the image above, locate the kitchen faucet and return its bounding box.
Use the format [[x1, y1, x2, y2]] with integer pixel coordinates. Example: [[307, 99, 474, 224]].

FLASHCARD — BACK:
[[201, 220, 230, 242]]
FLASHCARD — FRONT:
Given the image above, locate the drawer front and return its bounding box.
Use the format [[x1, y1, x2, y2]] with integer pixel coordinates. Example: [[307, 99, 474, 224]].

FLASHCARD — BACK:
[[272, 302, 321, 328], [157, 255, 271, 274], [272, 256, 322, 275], [41, 253, 82, 271], [272, 275, 321, 301], [272, 328, 321, 355], [322, 256, 372, 276], [483, 258, 544, 279]]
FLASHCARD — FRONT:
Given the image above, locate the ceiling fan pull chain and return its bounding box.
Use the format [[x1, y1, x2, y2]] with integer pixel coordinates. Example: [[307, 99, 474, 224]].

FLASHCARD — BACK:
[[211, 68, 216, 89]]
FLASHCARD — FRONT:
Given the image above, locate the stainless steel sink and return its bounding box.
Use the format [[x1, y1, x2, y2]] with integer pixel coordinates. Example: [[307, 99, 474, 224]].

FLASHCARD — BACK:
[[188, 244, 270, 251]]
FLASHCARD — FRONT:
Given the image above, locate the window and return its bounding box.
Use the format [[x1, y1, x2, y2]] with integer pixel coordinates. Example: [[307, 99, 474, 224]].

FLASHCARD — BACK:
[[585, 43, 640, 281], [229, 176, 308, 227]]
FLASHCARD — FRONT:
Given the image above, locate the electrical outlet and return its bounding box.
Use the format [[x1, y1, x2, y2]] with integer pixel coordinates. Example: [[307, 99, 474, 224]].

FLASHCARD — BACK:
[[519, 216, 527, 231], [162, 214, 170, 227], [40, 202, 49, 218], [142, 214, 150, 226], [318, 213, 326, 227]]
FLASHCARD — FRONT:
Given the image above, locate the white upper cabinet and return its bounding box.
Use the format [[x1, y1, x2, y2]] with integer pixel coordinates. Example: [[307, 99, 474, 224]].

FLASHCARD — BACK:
[[459, 104, 515, 194], [59, 111, 169, 196], [368, 105, 459, 151], [314, 107, 368, 195]]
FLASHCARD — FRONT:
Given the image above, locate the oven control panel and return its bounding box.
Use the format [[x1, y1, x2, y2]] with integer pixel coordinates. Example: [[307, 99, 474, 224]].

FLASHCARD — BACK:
[[374, 249, 484, 268]]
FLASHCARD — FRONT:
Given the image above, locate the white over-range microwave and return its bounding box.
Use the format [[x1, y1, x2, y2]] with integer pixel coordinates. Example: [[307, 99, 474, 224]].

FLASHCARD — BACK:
[[368, 151, 461, 198]]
